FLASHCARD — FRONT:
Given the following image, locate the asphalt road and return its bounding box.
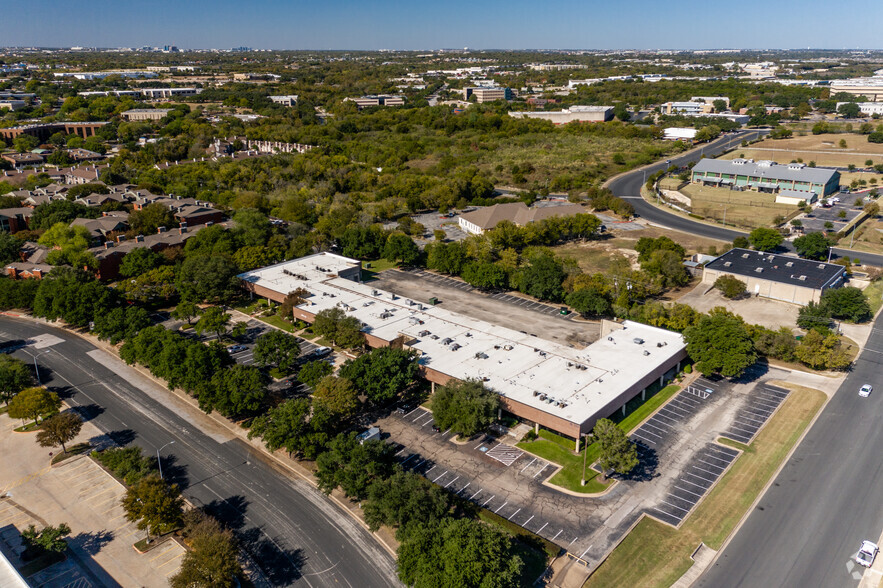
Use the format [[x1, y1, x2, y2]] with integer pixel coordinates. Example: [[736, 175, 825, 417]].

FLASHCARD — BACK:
[[696, 314, 883, 587], [606, 129, 883, 268], [0, 315, 400, 588]]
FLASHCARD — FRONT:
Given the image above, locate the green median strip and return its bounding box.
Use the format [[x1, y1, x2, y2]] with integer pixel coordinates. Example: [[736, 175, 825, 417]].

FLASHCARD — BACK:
[[583, 384, 825, 588]]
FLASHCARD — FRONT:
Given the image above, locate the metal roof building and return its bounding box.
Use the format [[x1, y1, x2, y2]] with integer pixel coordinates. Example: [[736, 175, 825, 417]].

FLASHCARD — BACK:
[[691, 159, 840, 196]]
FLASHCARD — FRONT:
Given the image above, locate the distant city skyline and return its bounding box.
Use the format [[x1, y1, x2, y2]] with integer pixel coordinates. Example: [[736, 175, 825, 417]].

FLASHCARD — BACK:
[[4, 0, 882, 51]]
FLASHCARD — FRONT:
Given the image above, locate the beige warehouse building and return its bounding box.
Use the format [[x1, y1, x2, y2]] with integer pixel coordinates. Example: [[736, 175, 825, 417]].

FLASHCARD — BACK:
[[702, 248, 846, 305]]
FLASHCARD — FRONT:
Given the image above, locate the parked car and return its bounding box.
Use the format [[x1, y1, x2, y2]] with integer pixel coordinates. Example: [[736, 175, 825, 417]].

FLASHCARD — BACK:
[[855, 540, 879, 568], [227, 344, 248, 353], [395, 403, 413, 415], [311, 346, 332, 358], [859, 384, 873, 397], [431, 424, 442, 432]]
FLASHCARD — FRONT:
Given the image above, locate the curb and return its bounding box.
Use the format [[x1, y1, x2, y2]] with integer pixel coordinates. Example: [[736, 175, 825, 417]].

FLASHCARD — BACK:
[[684, 383, 831, 587], [7, 312, 401, 561]]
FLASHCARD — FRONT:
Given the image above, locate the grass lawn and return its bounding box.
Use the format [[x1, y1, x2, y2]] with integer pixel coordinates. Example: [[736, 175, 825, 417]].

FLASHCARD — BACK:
[[863, 279, 883, 316], [584, 384, 825, 588], [362, 258, 399, 281], [14, 418, 52, 433], [50, 442, 91, 465], [253, 313, 296, 333], [517, 384, 680, 494], [553, 243, 632, 274], [680, 184, 795, 229]]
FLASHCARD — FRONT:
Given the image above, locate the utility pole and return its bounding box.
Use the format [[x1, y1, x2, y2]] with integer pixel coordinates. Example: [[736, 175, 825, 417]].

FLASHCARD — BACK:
[[581, 433, 589, 486]]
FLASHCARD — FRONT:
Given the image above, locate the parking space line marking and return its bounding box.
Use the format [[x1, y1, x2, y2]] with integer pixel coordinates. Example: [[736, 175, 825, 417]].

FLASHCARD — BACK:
[[729, 424, 756, 436], [400, 454, 417, 465], [482, 495, 495, 507], [632, 433, 657, 445], [673, 486, 703, 499], [697, 458, 727, 471], [432, 471, 448, 483], [470, 489, 482, 500], [86, 488, 116, 502], [569, 537, 579, 546], [686, 470, 716, 483], [149, 546, 176, 561], [635, 427, 661, 439], [425, 465, 437, 474], [411, 410, 428, 422], [552, 529, 563, 540], [157, 552, 184, 568], [494, 501, 508, 514], [537, 522, 548, 534], [736, 414, 766, 426], [443, 476, 459, 489], [679, 477, 709, 491], [403, 406, 421, 418], [509, 508, 521, 519], [533, 464, 550, 478], [642, 422, 669, 435], [660, 500, 690, 513], [693, 464, 725, 477], [579, 544, 593, 559], [411, 458, 427, 470], [394, 447, 407, 456], [109, 512, 127, 522], [520, 458, 537, 473], [474, 440, 485, 449], [666, 493, 694, 507], [457, 483, 470, 495], [523, 515, 534, 527]]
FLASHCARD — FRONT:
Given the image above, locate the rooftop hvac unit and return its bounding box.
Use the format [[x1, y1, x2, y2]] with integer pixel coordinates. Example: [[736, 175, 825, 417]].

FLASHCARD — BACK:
[[533, 390, 540, 397], [482, 376, 490, 382], [559, 403, 567, 409], [608, 336, 613, 341], [539, 394, 547, 401], [451, 344, 461, 351], [567, 362, 573, 367], [442, 338, 453, 345], [633, 338, 644, 344], [503, 344, 513, 351], [643, 350, 650, 356], [419, 330, 430, 336]]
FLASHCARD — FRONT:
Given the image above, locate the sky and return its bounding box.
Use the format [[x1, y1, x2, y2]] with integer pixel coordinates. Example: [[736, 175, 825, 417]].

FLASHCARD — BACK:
[[4, 0, 882, 51]]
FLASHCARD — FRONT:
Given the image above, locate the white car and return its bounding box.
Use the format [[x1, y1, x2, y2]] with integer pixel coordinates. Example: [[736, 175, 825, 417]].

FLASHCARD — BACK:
[[855, 540, 879, 568], [859, 384, 873, 398]]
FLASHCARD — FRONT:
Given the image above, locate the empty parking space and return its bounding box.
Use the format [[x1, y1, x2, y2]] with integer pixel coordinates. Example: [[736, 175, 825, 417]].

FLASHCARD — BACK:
[[721, 384, 790, 444], [647, 442, 740, 527], [485, 443, 524, 466], [630, 381, 717, 449]]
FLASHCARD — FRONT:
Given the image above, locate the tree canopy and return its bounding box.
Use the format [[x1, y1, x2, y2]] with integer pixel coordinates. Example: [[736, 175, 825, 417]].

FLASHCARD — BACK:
[[339, 347, 419, 405], [683, 309, 757, 377], [429, 379, 499, 438]]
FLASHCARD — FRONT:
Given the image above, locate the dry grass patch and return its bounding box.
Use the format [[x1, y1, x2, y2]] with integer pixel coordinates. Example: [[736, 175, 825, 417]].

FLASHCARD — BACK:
[[720, 134, 883, 168], [584, 384, 825, 588], [680, 184, 795, 229]]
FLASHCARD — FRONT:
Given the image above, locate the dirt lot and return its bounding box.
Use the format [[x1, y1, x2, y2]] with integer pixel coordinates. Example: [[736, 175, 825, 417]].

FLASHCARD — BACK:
[[719, 134, 883, 169], [554, 226, 729, 274], [676, 282, 799, 331], [372, 270, 601, 346]]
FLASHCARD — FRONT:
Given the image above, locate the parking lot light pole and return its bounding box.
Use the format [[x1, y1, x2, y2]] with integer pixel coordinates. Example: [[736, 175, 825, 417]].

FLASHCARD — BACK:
[[157, 441, 175, 480], [32, 350, 51, 385]]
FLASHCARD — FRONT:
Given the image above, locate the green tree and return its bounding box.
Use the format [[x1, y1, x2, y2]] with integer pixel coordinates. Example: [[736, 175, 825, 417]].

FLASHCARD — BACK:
[[232, 208, 272, 247], [684, 310, 757, 377], [793, 232, 832, 260], [397, 518, 523, 588], [797, 300, 833, 331], [8, 387, 60, 426], [0, 355, 33, 405], [566, 288, 610, 317], [364, 471, 452, 538], [118, 247, 165, 278], [200, 365, 267, 417], [297, 359, 333, 388], [460, 261, 508, 290], [172, 301, 199, 326], [339, 347, 419, 405], [732, 236, 750, 249], [312, 376, 360, 420], [429, 379, 499, 438], [194, 306, 231, 340], [641, 249, 690, 288], [93, 305, 151, 344], [122, 475, 185, 541], [312, 307, 364, 349], [748, 227, 784, 251], [247, 398, 314, 457], [115, 267, 177, 303], [383, 233, 420, 265], [20, 523, 71, 560], [635, 236, 686, 262], [170, 513, 242, 588], [515, 252, 565, 301], [252, 330, 300, 373], [177, 254, 240, 305], [315, 432, 397, 500], [593, 418, 639, 477], [38, 223, 94, 267], [713, 275, 747, 299], [821, 286, 871, 322], [129, 203, 177, 236], [713, 99, 728, 113], [36, 412, 83, 453], [794, 329, 851, 370], [838, 102, 861, 119], [0, 232, 21, 266]]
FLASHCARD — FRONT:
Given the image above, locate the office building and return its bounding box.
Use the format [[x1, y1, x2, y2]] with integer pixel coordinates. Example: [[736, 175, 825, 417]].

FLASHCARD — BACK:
[[691, 159, 840, 196], [508, 105, 614, 124]]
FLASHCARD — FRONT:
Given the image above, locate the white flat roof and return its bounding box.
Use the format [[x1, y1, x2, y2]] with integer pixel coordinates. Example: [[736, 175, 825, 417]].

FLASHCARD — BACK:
[[240, 254, 686, 428]]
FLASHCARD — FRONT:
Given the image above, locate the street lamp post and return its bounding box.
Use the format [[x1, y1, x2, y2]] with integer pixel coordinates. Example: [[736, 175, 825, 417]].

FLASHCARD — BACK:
[[32, 350, 51, 385], [157, 441, 175, 480], [581, 433, 590, 487]]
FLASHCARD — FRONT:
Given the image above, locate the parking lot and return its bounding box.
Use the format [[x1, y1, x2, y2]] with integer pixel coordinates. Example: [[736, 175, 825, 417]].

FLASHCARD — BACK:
[[374, 269, 601, 347], [386, 406, 588, 553], [799, 200, 863, 233], [721, 383, 790, 444], [630, 377, 720, 449], [646, 442, 740, 527]]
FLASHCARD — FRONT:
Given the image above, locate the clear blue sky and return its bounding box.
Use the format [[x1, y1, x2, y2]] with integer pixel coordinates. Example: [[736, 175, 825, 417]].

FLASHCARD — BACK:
[[5, 0, 881, 50]]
